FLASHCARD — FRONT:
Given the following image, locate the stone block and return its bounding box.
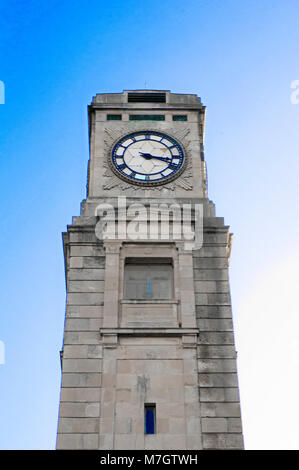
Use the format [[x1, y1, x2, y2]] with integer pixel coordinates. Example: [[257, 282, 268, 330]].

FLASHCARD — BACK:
[[66, 305, 103, 318], [186, 416, 201, 434], [202, 433, 244, 450], [63, 345, 102, 359], [68, 268, 105, 281], [195, 293, 231, 306], [202, 232, 228, 244], [228, 417, 243, 433], [194, 246, 227, 258], [160, 435, 186, 450], [69, 231, 98, 243], [60, 387, 100, 402], [64, 318, 101, 331], [115, 434, 138, 450], [198, 373, 238, 387], [200, 387, 240, 402], [83, 256, 105, 268], [193, 258, 228, 269], [59, 402, 100, 418], [56, 433, 98, 449], [68, 280, 104, 293], [99, 433, 114, 450], [198, 332, 234, 345], [197, 359, 237, 373], [198, 345, 236, 358], [62, 358, 100, 373], [62, 372, 101, 388], [194, 281, 229, 293], [100, 417, 114, 434], [67, 293, 104, 306], [201, 402, 241, 418], [197, 318, 233, 331], [115, 417, 133, 434], [193, 269, 229, 281], [202, 417, 227, 433], [157, 418, 169, 434], [69, 257, 83, 269], [168, 417, 185, 434], [196, 305, 232, 319], [58, 417, 99, 433], [70, 245, 104, 257], [63, 331, 100, 345]]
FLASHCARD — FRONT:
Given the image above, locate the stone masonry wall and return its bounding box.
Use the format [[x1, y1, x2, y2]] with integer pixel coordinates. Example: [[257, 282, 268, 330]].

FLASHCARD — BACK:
[[194, 220, 244, 450], [56, 228, 105, 449]]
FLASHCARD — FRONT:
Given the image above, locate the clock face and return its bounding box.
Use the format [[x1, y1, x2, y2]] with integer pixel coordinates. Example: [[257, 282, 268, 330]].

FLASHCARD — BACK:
[[110, 131, 185, 186]]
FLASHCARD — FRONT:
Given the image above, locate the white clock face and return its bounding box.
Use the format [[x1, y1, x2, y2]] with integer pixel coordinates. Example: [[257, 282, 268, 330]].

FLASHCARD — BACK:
[[110, 131, 185, 186]]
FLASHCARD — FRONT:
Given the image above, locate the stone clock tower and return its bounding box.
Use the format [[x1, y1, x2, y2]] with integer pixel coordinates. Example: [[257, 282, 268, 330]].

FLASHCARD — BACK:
[[56, 90, 244, 450]]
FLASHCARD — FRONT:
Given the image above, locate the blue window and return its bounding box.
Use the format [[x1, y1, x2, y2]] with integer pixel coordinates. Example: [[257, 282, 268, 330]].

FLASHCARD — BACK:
[[107, 114, 122, 120], [173, 115, 187, 121], [145, 404, 156, 434], [129, 115, 165, 121]]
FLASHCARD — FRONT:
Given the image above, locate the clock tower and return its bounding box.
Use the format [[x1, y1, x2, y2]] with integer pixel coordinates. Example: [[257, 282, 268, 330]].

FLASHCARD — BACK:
[[56, 90, 244, 450]]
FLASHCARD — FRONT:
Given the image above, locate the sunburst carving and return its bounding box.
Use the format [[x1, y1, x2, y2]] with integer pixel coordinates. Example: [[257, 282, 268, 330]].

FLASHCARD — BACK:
[[102, 126, 193, 191]]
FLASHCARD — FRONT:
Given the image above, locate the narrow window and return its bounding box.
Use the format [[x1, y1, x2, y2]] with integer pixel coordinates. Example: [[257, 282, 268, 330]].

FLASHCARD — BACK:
[[173, 115, 187, 121], [145, 404, 156, 434], [107, 114, 122, 120], [129, 114, 165, 121]]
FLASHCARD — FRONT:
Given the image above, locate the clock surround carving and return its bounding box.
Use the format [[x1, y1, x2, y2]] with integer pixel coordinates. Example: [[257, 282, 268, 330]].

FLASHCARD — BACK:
[[102, 127, 193, 191]]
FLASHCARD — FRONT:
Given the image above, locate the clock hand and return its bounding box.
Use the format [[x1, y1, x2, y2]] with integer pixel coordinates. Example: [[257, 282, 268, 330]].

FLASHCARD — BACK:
[[139, 152, 172, 163]]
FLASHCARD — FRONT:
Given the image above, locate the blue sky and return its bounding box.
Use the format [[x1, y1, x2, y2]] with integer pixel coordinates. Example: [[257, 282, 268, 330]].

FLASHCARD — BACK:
[[1, 0, 299, 449]]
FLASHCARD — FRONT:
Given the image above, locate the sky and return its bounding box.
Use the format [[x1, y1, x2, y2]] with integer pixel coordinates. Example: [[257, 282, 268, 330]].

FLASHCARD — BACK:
[[0, 0, 299, 450]]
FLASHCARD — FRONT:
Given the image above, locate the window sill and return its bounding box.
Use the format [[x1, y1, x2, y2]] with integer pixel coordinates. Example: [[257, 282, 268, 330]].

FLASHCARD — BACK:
[[120, 299, 179, 304]]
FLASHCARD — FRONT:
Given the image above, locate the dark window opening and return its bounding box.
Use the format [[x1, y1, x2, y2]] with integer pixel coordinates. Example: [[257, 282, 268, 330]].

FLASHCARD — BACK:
[[173, 115, 187, 121], [107, 114, 122, 120], [128, 92, 166, 103], [145, 404, 156, 434], [129, 115, 165, 121], [124, 258, 174, 300]]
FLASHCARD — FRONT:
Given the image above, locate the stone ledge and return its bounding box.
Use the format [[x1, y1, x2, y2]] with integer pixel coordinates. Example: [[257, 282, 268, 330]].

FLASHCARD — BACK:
[[99, 327, 199, 336]]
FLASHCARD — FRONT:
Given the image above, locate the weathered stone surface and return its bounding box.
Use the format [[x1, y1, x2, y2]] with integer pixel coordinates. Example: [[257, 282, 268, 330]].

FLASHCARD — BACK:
[[60, 387, 100, 402], [193, 269, 229, 281], [197, 359, 237, 373], [198, 332, 235, 344], [202, 433, 244, 450], [67, 293, 104, 306], [64, 318, 101, 331], [59, 402, 100, 418], [201, 402, 241, 418], [56, 433, 98, 450], [66, 305, 103, 318], [56, 90, 244, 450], [68, 268, 105, 281], [63, 331, 100, 345], [198, 345, 237, 358], [63, 344, 102, 359], [67, 280, 104, 293], [198, 373, 239, 387], [196, 305, 232, 318], [197, 319, 233, 331], [58, 417, 99, 433], [61, 372, 101, 388]]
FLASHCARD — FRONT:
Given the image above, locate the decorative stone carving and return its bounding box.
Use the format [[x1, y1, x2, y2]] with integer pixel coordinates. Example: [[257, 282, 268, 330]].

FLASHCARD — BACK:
[[102, 127, 193, 191]]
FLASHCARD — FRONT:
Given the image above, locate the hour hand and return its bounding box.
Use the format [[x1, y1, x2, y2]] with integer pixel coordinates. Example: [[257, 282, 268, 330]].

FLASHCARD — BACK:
[[139, 152, 171, 163], [139, 152, 155, 159]]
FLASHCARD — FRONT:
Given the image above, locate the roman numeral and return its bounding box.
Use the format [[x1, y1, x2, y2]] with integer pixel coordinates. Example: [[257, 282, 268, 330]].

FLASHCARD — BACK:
[[168, 162, 178, 170]]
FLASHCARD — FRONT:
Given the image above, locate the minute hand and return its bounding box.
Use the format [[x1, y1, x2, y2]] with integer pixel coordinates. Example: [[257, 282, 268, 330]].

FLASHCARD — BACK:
[[139, 152, 172, 163]]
